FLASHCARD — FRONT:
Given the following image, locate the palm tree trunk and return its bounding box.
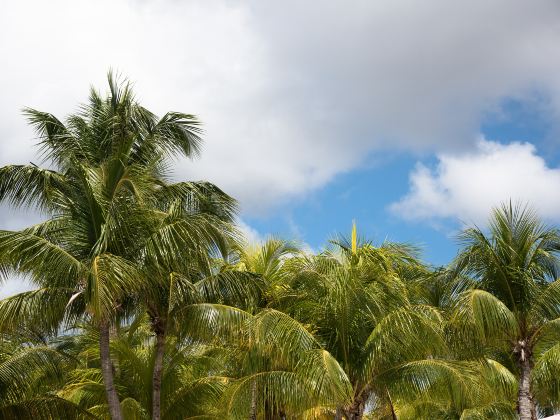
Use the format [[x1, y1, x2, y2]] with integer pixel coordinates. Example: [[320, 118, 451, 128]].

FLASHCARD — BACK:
[[334, 408, 344, 420], [249, 380, 257, 420], [350, 406, 365, 420], [517, 343, 536, 420], [344, 397, 365, 420], [99, 320, 123, 420], [387, 389, 397, 420], [152, 328, 166, 420]]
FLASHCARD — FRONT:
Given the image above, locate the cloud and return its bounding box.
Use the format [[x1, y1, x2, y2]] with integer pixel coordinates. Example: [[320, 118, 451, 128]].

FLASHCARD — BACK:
[[236, 219, 264, 245], [236, 218, 316, 255], [390, 139, 560, 225], [2, 0, 560, 215]]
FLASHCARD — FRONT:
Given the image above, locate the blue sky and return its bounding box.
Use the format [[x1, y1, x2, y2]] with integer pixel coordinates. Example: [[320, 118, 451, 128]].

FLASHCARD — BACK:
[[244, 97, 559, 266], [2, 0, 560, 295]]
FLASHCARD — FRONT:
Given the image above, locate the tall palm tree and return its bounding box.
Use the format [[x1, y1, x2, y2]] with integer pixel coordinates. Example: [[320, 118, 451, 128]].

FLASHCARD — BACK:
[[131, 177, 245, 420], [0, 73, 224, 419], [137, 242, 262, 420], [451, 203, 560, 419]]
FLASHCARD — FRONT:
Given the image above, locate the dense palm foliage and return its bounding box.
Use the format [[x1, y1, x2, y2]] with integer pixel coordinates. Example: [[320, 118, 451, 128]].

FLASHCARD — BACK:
[[450, 203, 560, 420], [0, 76, 560, 419]]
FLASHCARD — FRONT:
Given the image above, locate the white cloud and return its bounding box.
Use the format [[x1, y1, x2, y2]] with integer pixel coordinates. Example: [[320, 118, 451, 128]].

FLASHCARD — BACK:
[[236, 218, 315, 254], [1, 0, 560, 215], [390, 139, 560, 225], [236, 218, 264, 245]]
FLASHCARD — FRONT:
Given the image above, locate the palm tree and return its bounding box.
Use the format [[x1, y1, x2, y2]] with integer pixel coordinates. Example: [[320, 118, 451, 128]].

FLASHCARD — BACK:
[[137, 243, 262, 420], [0, 72, 223, 419], [129, 177, 246, 420], [129, 235, 307, 419], [451, 203, 560, 419], [388, 358, 517, 419], [281, 223, 450, 419]]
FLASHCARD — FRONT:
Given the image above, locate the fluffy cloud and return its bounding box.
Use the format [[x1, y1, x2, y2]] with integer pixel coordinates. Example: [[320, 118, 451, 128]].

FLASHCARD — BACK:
[[2, 1, 560, 214], [236, 219, 264, 245], [390, 140, 560, 225]]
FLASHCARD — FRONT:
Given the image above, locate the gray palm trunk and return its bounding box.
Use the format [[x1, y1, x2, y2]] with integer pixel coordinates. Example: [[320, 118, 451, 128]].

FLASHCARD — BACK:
[[152, 327, 166, 420], [249, 380, 257, 420], [516, 340, 537, 420], [99, 321, 123, 420], [343, 395, 366, 420], [346, 403, 365, 420], [388, 391, 398, 420]]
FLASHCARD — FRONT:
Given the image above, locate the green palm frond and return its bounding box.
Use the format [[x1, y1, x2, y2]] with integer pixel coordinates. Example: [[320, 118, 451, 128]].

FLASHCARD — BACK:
[[531, 279, 560, 322], [0, 165, 69, 210], [450, 289, 519, 343], [362, 305, 446, 381], [532, 342, 560, 408], [181, 303, 252, 344], [0, 396, 95, 420], [294, 349, 353, 406], [0, 230, 84, 288], [0, 288, 74, 333], [152, 181, 237, 222], [87, 253, 143, 318]]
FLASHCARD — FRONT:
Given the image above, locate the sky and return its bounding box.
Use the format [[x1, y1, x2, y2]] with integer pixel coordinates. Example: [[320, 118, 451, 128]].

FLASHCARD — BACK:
[[2, 0, 560, 295]]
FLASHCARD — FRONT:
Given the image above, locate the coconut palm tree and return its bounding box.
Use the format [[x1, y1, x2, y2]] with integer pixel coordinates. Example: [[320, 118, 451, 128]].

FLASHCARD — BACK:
[[137, 245, 262, 420], [386, 357, 517, 419], [394, 267, 522, 420], [0, 72, 227, 419], [129, 176, 248, 420], [100, 233, 306, 419], [450, 202, 560, 419], [281, 223, 451, 419]]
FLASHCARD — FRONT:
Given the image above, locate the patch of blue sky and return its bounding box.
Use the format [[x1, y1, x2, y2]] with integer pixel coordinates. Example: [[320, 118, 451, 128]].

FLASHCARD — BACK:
[[244, 95, 555, 267]]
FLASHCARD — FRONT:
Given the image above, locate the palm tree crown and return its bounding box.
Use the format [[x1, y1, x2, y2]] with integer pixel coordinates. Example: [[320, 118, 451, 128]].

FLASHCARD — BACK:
[[0, 72, 235, 420], [452, 203, 560, 419]]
